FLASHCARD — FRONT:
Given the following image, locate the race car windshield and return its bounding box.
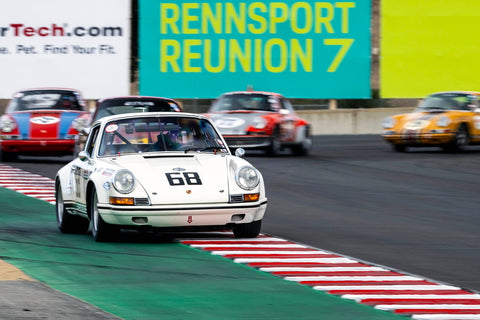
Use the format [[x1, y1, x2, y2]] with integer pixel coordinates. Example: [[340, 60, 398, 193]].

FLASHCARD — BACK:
[[211, 94, 274, 112], [98, 116, 228, 156], [94, 98, 181, 122], [417, 93, 473, 111], [7, 90, 84, 112]]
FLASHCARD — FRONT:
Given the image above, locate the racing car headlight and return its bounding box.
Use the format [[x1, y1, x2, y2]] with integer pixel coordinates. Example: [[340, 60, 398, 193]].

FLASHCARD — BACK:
[[252, 117, 267, 129], [0, 116, 16, 133], [437, 116, 451, 127], [382, 117, 396, 129], [113, 170, 135, 194], [236, 166, 260, 190]]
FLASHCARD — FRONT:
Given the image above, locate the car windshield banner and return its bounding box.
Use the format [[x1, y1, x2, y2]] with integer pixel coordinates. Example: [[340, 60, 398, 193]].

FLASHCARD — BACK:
[[139, 0, 371, 99], [0, 0, 130, 99]]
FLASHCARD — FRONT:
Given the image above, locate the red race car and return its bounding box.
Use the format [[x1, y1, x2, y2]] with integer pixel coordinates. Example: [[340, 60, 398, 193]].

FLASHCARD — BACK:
[[205, 90, 312, 156], [0, 88, 89, 161]]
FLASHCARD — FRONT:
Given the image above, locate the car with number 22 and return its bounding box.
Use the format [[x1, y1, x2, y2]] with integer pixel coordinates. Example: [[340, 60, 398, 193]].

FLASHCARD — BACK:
[[55, 112, 267, 241]]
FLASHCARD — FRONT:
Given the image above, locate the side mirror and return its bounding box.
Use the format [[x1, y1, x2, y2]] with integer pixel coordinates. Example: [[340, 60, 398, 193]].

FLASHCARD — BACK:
[[78, 151, 90, 162], [235, 148, 245, 158], [80, 127, 91, 136]]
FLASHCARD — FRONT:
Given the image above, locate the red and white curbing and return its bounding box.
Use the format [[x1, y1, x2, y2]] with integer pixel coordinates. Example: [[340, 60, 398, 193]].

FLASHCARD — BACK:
[[1, 164, 479, 319], [0, 164, 55, 204], [182, 236, 480, 320]]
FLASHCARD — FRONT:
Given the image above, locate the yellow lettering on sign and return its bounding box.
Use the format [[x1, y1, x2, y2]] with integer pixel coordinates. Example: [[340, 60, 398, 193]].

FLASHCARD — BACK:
[[201, 3, 223, 34], [182, 3, 199, 34], [324, 38, 354, 72], [204, 39, 226, 72], [225, 3, 246, 34], [336, 2, 355, 33], [183, 39, 202, 72], [269, 2, 289, 34], [314, 2, 334, 33], [264, 39, 288, 72], [291, 2, 313, 34], [248, 2, 267, 34], [160, 40, 181, 72], [230, 39, 251, 72], [160, 3, 180, 34], [291, 38, 313, 72]]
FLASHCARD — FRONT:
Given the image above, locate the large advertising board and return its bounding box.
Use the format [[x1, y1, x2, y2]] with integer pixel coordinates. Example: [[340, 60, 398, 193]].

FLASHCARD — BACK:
[[139, 1, 371, 99], [381, 0, 480, 98], [0, 0, 130, 99]]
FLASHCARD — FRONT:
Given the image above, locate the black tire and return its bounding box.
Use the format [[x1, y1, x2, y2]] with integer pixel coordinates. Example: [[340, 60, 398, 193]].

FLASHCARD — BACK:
[[90, 189, 118, 242], [443, 124, 469, 152], [0, 149, 17, 162], [56, 184, 89, 234], [266, 128, 281, 157], [392, 144, 407, 152], [292, 126, 312, 156], [233, 220, 262, 238]]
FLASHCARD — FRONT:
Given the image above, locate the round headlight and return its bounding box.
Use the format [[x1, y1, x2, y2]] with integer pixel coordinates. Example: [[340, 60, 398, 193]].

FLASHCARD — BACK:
[[382, 117, 396, 129], [236, 166, 260, 190], [113, 170, 135, 194], [252, 117, 267, 129], [0, 116, 16, 133], [437, 116, 451, 127]]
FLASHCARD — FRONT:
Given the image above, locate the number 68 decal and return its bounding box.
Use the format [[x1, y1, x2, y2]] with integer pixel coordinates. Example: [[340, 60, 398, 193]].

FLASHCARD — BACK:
[[166, 172, 202, 186]]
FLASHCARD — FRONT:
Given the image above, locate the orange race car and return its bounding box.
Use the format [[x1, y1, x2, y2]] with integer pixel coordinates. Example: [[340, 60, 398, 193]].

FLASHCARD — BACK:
[[382, 91, 480, 152]]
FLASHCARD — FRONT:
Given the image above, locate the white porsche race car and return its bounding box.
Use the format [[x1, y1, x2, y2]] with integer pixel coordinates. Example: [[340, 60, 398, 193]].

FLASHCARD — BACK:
[[55, 112, 267, 242]]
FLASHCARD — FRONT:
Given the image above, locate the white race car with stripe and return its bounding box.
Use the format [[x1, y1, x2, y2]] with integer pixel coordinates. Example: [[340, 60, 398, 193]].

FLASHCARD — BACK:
[[55, 112, 267, 242]]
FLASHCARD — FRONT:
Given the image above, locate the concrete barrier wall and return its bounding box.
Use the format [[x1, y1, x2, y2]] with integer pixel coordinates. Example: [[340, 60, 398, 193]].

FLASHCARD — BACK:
[[297, 107, 414, 135]]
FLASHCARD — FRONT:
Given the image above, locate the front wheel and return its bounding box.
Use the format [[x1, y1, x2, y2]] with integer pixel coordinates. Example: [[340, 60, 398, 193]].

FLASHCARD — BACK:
[[90, 190, 118, 242], [233, 220, 262, 238], [56, 184, 89, 234], [266, 128, 281, 157], [0, 149, 17, 162]]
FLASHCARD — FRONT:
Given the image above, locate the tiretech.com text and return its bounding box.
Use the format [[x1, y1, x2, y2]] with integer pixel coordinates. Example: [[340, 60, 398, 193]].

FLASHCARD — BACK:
[[0, 23, 123, 37]]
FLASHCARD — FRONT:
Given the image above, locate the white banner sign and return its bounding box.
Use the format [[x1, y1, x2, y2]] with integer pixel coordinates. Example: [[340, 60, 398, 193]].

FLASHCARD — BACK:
[[0, 0, 130, 99]]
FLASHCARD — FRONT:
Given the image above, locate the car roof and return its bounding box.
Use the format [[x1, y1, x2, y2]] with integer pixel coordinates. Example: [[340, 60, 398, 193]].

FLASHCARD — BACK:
[[15, 87, 83, 94], [97, 95, 179, 104], [429, 91, 480, 96], [92, 111, 209, 126], [220, 91, 284, 97]]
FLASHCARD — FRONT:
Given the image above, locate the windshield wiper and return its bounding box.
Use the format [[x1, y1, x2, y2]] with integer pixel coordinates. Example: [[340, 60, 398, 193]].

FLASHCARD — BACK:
[[182, 146, 225, 153]]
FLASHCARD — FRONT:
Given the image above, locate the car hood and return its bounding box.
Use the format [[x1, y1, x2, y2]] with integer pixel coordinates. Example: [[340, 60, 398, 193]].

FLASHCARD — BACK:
[[208, 111, 269, 135], [106, 153, 230, 205], [399, 112, 444, 130]]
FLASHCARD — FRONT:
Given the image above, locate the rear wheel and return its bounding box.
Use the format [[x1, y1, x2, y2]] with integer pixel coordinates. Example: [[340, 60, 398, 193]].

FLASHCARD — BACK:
[[56, 184, 89, 234], [90, 189, 118, 242], [233, 220, 262, 238], [292, 126, 312, 156]]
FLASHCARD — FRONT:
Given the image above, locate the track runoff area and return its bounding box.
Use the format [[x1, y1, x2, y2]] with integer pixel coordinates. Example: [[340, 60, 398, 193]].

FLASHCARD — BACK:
[[1, 164, 480, 319]]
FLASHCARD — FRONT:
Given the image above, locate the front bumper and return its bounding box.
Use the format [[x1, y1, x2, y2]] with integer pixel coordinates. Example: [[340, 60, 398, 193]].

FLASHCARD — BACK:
[[382, 131, 455, 145], [0, 139, 75, 154], [97, 201, 267, 227]]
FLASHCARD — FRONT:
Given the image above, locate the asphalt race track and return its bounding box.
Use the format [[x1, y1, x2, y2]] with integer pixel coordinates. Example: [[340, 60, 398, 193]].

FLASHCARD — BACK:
[[3, 134, 480, 294]]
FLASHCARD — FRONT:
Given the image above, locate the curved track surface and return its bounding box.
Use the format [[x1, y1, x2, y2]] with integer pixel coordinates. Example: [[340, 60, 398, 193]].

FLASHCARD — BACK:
[[5, 134, 480, 294]]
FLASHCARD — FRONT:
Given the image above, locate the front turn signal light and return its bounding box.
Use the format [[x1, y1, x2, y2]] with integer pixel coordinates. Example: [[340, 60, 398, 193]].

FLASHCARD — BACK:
[[110, 197, 134, 205], [243, 193, 260, 202]]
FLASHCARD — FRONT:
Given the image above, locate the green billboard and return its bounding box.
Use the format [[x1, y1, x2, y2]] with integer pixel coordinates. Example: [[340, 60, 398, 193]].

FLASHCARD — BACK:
[[139, 1, 371, 98]]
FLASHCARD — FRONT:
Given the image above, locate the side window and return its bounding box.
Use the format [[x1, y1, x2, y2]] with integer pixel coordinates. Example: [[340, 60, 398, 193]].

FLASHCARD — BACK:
[[280, 98, 295, 113], [85, 125, 100, 157]]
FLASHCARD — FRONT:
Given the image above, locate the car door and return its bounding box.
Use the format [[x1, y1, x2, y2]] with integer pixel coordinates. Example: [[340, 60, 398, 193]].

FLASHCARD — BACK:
[[73, 124, 100, 209]]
